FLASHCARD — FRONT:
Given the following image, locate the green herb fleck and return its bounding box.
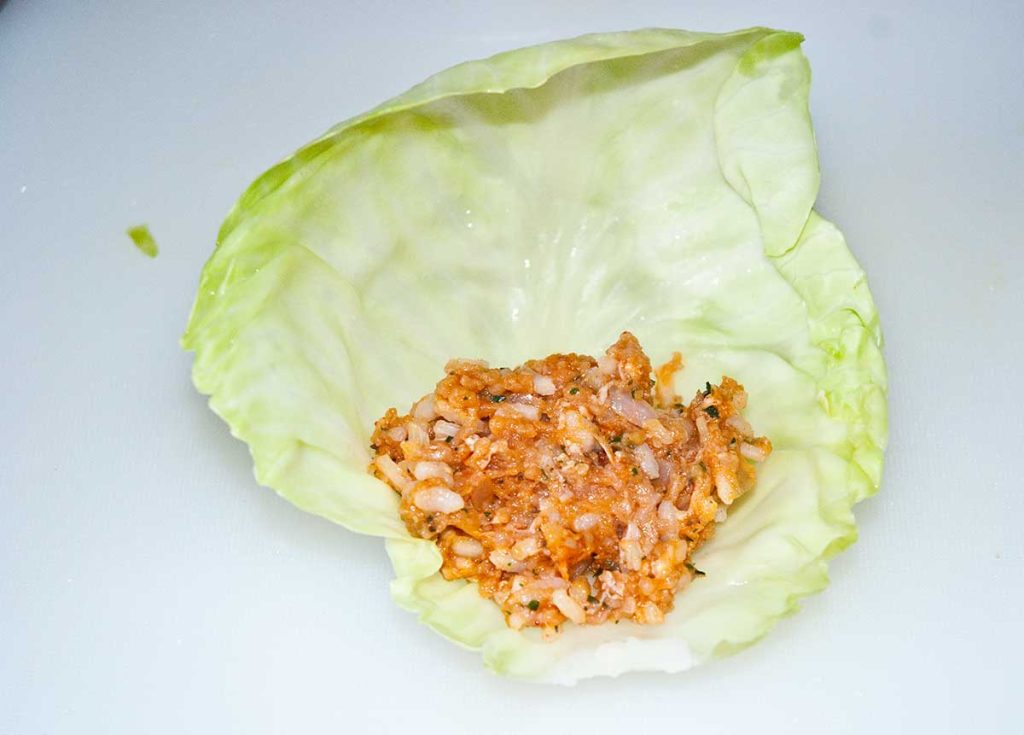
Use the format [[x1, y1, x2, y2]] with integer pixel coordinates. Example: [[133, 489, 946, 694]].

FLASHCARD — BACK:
[[445, 436, 453, 443], [610, 433, 623, 444], [490, 394, 506, 403], [126, 224, 158, 258], [569, 387, 580, 395], [686, 562, 706, 577], [703, 381, 713, 396], [631, 467, 638, 476], [704, 405, 720, 418], [587, 595, 598, 604], [527, 599, 540, 611]]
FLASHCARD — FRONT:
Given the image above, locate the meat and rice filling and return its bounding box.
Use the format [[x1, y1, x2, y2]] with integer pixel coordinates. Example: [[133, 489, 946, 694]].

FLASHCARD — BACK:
[[370, 332, 771, 633]]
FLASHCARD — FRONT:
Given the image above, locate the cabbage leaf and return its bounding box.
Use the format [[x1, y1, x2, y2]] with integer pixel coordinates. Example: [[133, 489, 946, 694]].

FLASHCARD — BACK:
[[183, 27, 887, 683]]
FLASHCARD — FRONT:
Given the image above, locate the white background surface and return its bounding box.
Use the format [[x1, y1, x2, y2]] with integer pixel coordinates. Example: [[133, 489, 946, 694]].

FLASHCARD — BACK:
[[2, 1, 1022, 732]]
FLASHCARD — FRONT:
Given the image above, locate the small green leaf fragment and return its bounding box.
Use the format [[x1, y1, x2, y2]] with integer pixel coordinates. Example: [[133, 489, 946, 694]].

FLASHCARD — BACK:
[[126, 224, 158, 258]]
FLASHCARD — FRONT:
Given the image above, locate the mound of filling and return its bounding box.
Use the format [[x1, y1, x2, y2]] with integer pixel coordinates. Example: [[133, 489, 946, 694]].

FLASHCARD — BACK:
[[370, 333, 771, 633]]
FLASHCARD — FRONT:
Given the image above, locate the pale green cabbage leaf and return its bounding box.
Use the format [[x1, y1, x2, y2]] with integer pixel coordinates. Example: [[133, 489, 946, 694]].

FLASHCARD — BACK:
[[183, 27, 887, 683]]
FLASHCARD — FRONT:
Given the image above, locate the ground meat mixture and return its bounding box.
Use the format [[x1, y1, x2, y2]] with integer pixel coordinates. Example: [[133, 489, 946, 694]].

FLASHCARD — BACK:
[[370, 332, 771, 633]]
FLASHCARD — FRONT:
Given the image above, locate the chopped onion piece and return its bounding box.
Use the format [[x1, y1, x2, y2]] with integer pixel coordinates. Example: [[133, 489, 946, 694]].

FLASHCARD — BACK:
[[413, 395, 438, 421], [597, 355, 618, 376], [533, 374, 556, 396], [610, 387, 657, 426]]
